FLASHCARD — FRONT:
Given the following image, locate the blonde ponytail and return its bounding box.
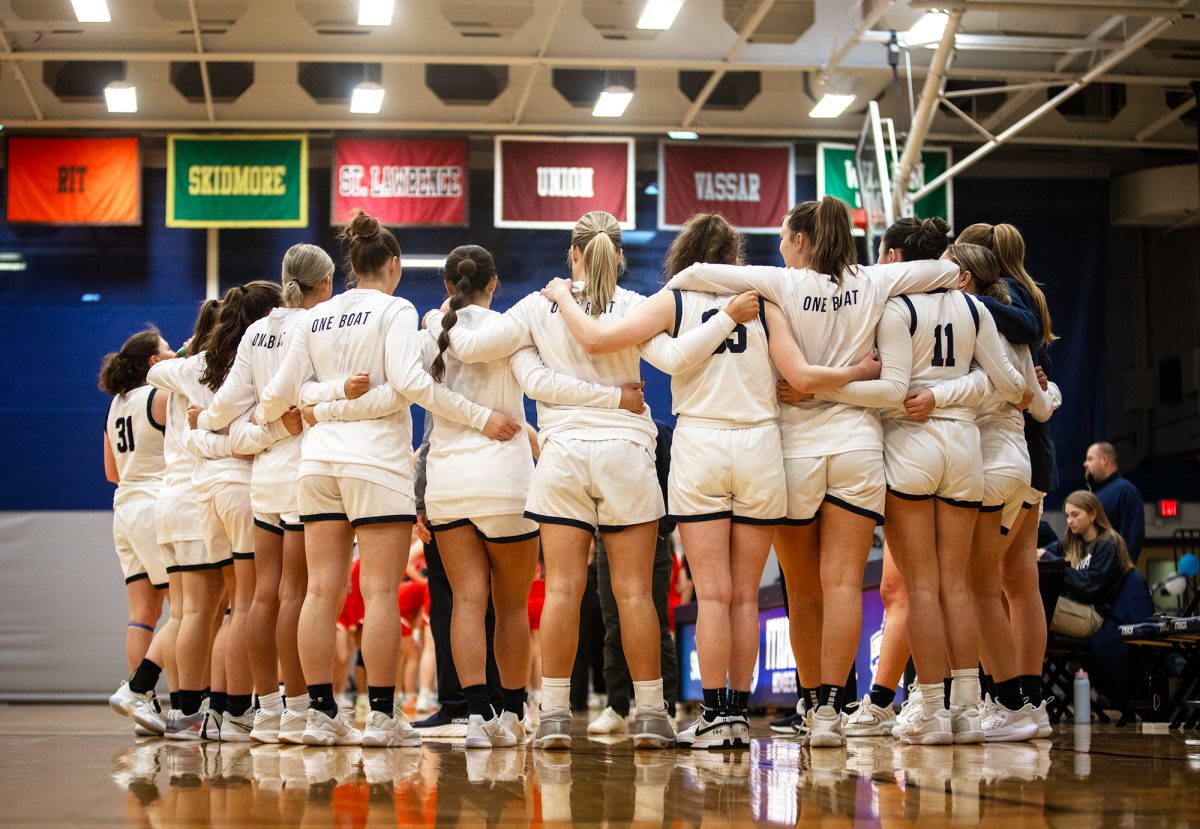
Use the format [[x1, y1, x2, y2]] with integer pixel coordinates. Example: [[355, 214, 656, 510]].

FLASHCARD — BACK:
[[571, 210, 622, 317]]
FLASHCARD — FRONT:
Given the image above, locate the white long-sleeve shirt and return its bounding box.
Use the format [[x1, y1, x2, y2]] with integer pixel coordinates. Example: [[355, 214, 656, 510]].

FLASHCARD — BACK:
[[256, 288, 495, 492], [932, 339, 1062, 430], [147, 354, 254, 496], [426, 287, 738, 452], [666, 259, 959, 457], [816, 290, 1025, 421]]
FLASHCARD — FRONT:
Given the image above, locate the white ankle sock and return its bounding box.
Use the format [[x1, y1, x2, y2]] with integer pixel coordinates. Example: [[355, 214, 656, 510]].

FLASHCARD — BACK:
[[632, 678, 665, 713], [285, 694, 309, 713], [258, 691, 284, 712], [950, 669, 981, 708], [918, 682, 945, 714], [541, 677, 571, 711]]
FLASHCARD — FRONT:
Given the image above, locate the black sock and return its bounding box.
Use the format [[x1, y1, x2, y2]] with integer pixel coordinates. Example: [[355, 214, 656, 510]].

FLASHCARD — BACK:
[[128, 658, 162, 695], [209, 691, 227, 716], [702, 687, 726, 718], [728, 689, 749, 715], [170, 691, 181, 711], [308, 683, 337, 718], [1019, 675, 1043, 704], [464, 684, 493, 719], [202, 687, 211, 700], [226, 694, 253, 716], [818, 684, 843, 710], [178, 690, 204, 716], [502, 687, 526, 719], [996, 677, 1024, 711], [943, 678, 952, 710], [367, 686, 395, 716], [982, 673, 997, 700], [869, 684, 896, 709], [801, 685, 820, 712]]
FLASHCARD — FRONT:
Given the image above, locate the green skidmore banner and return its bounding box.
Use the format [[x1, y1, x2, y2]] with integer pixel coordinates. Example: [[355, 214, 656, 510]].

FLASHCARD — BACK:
[[167, 134, 308, 227]]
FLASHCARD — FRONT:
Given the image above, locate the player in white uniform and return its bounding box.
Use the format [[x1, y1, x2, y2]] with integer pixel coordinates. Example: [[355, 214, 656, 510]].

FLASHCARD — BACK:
[[425, 211, 756, 749], [192, 244, 334, 744], [256, 211, 521, 748], [821, 243, 1025, 744], [838, 217, 951, 739], [542, 212, 878, 748], [406, 244, 646, 748], [149, 283, 286, 741], [101, 328, 175, 735], [910, 244, 1061, 742], [665, 196, 960, 747]]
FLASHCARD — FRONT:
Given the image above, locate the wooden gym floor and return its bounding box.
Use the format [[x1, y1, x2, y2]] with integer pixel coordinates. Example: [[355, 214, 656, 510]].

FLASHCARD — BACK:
[[1, 704, 1198, 827]]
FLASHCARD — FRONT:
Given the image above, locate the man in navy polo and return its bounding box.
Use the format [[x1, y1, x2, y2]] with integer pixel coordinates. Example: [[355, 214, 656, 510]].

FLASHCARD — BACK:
[[1084, 442, 1146, 563]]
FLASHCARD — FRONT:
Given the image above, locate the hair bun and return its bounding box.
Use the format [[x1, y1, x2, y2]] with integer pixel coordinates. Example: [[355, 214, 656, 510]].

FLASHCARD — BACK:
[[349, 210, 381, 240]]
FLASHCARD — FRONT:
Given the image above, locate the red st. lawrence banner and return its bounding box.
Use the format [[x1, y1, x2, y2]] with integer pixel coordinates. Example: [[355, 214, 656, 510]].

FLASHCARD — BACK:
[[332, 138, 467, 226], [658, 141, 794, 233], [494, 136, 635, 229], [6, 136, 141, 225]]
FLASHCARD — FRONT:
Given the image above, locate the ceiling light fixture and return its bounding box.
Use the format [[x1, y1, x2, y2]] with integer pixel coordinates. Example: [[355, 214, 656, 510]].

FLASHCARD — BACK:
[[71, 0, 111, 22], [593, 86, 634, 118], [809, 93, 856, 119], [350, 83, 385, 114], [104, 82, 137, 113], [668, 130, 699, 140], [358, 0, 394, 26], [905, 11, 949, 46], [637, 0, 684, 30]]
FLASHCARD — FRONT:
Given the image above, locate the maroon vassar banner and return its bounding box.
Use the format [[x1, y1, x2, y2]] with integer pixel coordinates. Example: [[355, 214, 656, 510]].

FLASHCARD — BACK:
[[658, 141, 794, 233]]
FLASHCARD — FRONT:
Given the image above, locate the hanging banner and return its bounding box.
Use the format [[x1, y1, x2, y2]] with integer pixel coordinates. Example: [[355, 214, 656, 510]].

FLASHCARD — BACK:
[[167, 134, 308, 228], [332, 138, 468, 227], [6, 137, 140, 225], [494, 136, 634, 230], [817, 142, 953, 235], [658, 141, 794, 233]]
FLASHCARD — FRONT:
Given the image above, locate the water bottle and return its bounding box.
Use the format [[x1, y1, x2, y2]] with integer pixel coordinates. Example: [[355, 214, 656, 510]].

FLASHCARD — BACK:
[[1074, 668, 1091, 723]]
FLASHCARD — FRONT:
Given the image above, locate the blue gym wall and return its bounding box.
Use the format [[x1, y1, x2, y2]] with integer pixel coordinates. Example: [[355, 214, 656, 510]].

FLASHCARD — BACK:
[[0, 165, 1105, 510]]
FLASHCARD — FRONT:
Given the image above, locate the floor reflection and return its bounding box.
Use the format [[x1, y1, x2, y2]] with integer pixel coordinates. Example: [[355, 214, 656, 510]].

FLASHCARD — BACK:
[[107, 734, 1085, 827]]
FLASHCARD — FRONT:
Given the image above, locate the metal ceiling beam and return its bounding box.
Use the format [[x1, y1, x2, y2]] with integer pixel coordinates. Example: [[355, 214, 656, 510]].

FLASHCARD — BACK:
[[1136, 95, 1197, 141], [911, 14, 1179, 202], [0, 117, 1187, 150], [510, 0, 565, 125], [864, 30, 1128, 53], [0, 26, 42, 121], [892, 12, 961, 218], [186, 0, 214, 122], [909, 0, 1189, 12], [820, 0, 896, 86], [680, 0, 776, 128]]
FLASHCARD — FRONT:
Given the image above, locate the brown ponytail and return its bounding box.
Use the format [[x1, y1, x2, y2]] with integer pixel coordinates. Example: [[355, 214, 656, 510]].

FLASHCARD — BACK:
[[882, 216, 951, 262], [957, 222, 1056, 346], [784, 196, 857, 285], [663, 212, 744, 278], [199, 280, 283, 391], [430, 245, 497, 383], [338, 209, 400, 282], [99, 327, 162, 395]]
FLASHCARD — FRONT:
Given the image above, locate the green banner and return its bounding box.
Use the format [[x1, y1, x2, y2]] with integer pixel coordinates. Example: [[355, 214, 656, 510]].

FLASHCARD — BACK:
[[817, 143, 952, 228], [167, 135, 308, 228]]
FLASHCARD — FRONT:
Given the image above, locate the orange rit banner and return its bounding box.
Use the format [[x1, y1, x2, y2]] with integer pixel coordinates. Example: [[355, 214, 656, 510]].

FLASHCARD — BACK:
[[6, 137, 141, 225]]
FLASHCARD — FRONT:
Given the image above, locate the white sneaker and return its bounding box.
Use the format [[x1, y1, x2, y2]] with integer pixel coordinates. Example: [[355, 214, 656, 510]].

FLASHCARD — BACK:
[[978, 693, 998, 725], [533, 707, 573, 750], [845, 695, 896, 738], [201, 709, 223, 741], [892, 684, 923, 736], [894, 707, 953, 745], [951, 705, 984, 744], [250, 709, 282, 743], [1031, 700, 1053, 739], [676, 710, 732, 749], [725, 710, 750, 747], [220, 709, 255, 743], [631, 705, 677, 749], [465, 713, 517, 749], [164, 708, 205, 741], [277, 709, 308, 744], [109, 681, 156, 720], [362, 711, 421, 747], [587, 706, 629, 734], [522, 713, 535, 737], [302, 708, 362, 746], [982, 702, 1040, 743], [808, 705, 846, 748], [498, 711, 526, 746]]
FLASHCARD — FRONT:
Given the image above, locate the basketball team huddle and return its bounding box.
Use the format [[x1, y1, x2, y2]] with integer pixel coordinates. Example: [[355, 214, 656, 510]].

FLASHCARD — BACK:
[[101, 195, 1060, 753]]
